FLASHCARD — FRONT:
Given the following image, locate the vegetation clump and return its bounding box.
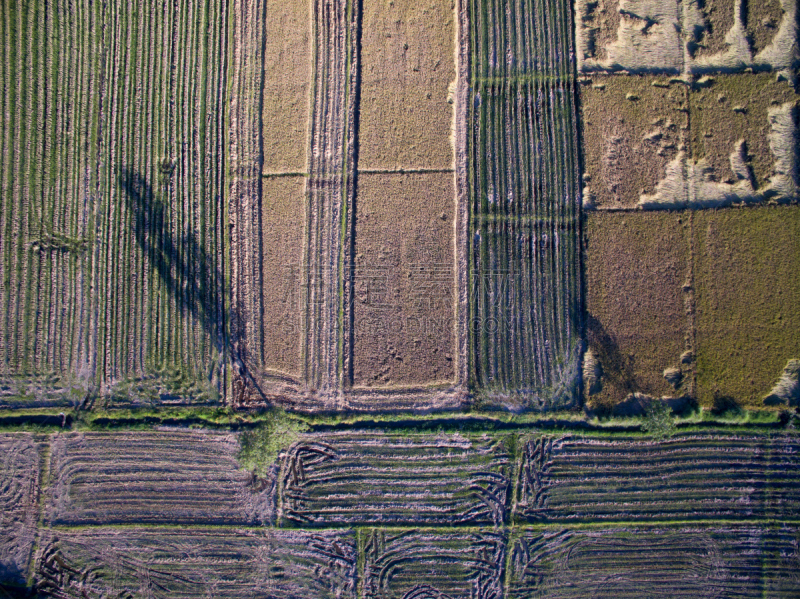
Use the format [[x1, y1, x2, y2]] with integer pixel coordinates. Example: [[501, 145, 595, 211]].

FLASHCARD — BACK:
[[640, 400, 676, 440], [237, 410, 309, 477]]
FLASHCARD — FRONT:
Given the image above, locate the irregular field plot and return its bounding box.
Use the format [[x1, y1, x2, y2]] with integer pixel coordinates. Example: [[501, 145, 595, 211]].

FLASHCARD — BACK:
[[279, 432, 510, 526], [361, 529, 506, 599], [37, 527, 357, 599], [0, 434, 40, 586], [509, 525, 800, 598], [694, 206, 800, 408], [46, 431, 274, 525], [515, 434, 800, 522], [580, 76, 688, 208], [584, 211, 691, 408]]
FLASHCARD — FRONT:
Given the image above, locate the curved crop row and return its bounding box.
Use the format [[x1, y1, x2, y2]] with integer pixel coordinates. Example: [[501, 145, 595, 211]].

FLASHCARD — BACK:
[[509, 525, 800, 598], [0, 434, 40, 586], [516, 434, 800, 522], [361, 529, 506, 599], [46, 431, 273, 525], [278, 432, 510, 526], [36, 527, 357, 599]]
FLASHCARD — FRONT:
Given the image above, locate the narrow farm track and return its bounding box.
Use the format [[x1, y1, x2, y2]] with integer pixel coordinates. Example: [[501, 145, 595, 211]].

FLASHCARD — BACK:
[[46, 431, 274, 526], [516, 434, 800, 522], [0, 1, 227, 407], [466, 0, 582, 410]]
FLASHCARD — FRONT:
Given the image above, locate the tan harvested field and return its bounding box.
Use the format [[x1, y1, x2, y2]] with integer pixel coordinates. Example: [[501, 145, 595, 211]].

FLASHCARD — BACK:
[[694, 206, 800, 408], [584, 212, 692, 409], [358, 0, 456, 171], [581, 76, 689, 209], [690, 74, 797, 190], [262, 1, 312, 174], [353, 172, 455, 387], [259, 176, 305, 376]]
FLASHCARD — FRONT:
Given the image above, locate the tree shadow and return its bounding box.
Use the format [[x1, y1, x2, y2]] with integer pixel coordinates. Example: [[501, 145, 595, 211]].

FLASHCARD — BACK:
[[117, 167, 224, 354]]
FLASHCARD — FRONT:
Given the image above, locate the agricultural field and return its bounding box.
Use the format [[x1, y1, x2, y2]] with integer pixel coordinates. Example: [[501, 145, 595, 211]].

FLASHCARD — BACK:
[[1, 0, 800, 596]]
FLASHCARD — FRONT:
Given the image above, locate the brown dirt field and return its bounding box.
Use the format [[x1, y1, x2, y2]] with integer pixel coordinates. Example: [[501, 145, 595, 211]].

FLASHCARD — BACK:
[[262, 1, 312, 174], [694, 0, 736, 58], [694, 206, 800, 409], [352, 172, 455, 388], [260, 176, 305, 376], [358, 0, 455, 171], [746, 0, 784, 55], [581, 75, 688, 208], [584, 212, 692, 410], [689, 73, 797, 189]]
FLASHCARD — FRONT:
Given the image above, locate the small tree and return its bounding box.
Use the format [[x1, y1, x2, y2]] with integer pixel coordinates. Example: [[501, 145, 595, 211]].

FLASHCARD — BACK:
[[641, 400, 676, 440]]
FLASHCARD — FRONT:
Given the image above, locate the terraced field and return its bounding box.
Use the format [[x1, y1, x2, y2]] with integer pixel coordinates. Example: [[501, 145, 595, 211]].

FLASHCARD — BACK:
[[509, 525, 800, 598], [279, 432, 511, 526], [515, 434, 800, 522], [0, 0, 227, 407], [37, 527, 357, 599], [46, 431, 274, 526], [465, 0, 582, 410]]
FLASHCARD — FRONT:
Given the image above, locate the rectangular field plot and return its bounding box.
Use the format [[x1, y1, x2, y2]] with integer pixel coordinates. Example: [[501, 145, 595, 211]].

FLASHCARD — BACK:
[[278, 433, 510, 526], [0, 434, 40, 586], [515, 434, 800, 522], [46, 431, 274, 525], [361, 529, 506, 599], [509, 526, 800, 598], [37, 527, 357, 599], [466, 0, 582, 410], [0, 0, 227, 407]]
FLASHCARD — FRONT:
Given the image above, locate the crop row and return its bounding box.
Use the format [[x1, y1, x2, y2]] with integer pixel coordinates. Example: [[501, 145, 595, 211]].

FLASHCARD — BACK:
[[466, 0, 582, 410], [516, 433, 800, 522], [37, 430, 800, 530], [29, 524, 800, 598], [46, 431, 274, 526], [37, 527, 356, 599], [0, 434, 40, 586], [0, 0, 227, 408]]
